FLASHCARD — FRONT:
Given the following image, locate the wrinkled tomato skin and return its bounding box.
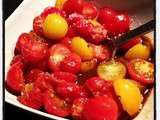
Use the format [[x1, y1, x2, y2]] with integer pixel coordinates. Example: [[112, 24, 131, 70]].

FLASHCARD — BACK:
[[63, 0, 84, 15], [72, 98, 88, 120], [127, 59, 154, 84], [43, 90, 70, 117], [56, 82, 87, 103], [18, 85, 43, 110], [16, 33, 30, 52], [61, 53, 81, 74], [48, 44, 71, 72], [33, 16, 44, 36], [10, 54, 24, 66], [21, 40, 48, 63], [83, 96, 118, 120], [6, 62, 24, 93]]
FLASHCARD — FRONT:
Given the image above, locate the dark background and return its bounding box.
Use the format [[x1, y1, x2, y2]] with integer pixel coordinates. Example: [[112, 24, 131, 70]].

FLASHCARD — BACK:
[[4, 0, 53, 120]]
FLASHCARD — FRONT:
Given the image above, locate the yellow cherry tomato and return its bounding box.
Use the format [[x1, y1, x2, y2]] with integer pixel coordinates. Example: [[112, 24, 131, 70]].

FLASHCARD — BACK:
[[125, 43, 150, 60], [81, 59, 97, 72], [113, 79, 143, 116], [43, 13, 68, 40], [97, 60, 126, 82], [55, 0, 67, 9], [71, 37, 94, 61]]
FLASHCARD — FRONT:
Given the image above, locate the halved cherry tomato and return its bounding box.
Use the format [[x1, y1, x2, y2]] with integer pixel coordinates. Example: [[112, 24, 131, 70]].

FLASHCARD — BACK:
[[97, 60, 126, 81], [127, 59, 154, 84], [18, 83, 43, 109], [56, 82, 87, 103], [80, 2, 98, 19], [120, 37, 142, 51], [43, 90, 70, 117], [63, 0, 84, 15], [83, 96, 118, 120], [60, 53, 81, 74], [113, 79, 143, 116], [71, 98, 88, 119], [92, 44, 111, 61], [48, 44, 71, 72], [6, 62, 24, 93]]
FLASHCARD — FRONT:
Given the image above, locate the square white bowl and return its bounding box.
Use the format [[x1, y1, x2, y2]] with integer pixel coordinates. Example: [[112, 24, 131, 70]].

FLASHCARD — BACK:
[[5, 0, 154, 120]]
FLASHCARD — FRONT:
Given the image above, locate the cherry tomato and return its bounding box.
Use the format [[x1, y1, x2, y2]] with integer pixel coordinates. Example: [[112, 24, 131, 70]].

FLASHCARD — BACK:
[[56, 82, 87, 103], [92, 44, 111, 61], [120, 37, 142, 51], [48, 44, 71, 72], [25, 68, 43, 83], [21, 39, 48, 63], [16, 33, 30, 52], [55, 0, 67, 9], [127, 59, 154, 84], [43, 90, 70, 117], [10, 54, 24, 66], [41, 7, 66, 18], [6, 62, 24, 93], [60, 37, 72, 48], [43, 14, 68, 40], [51, 71, 77, 87], [18, 83, 43, 109], [81, 2, 98, 19], [71, 37, 94, 61], [33, 16, 44, 36], [97, 60, 126, 81], [63, 0, 84, 15], [83, 96, 118, 120], [60, 53, 81, 74], [66, 26, 77, 38], [113, 79, 143, 116], [72, 98, 88, 119], [125, 43, 151, 60]]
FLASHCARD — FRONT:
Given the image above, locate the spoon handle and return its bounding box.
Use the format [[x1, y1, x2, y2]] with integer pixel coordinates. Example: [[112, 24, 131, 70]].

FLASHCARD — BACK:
[[114, 20, 155, 47]]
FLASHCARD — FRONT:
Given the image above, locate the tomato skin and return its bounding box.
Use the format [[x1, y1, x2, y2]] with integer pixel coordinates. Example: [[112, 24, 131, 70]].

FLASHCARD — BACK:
[[56, 82, 87, 103], [6, 62, 24, 93], [60, 37, 72, 48], [10, 54, 24, 66], [61, 53, 81, 74], [16, 33, 30, 52], [41, 7, 66, 18], [63, 0, 84, 15], [83, 96, 118, 120], [18, 84, 43, 109], [48, 44, 71, 72], [81, 2, 98, 19], [71, 98, 88, 119], [127, 59, 154, 84], [120, 37, 142, 51], [43, 90, 70, 117]]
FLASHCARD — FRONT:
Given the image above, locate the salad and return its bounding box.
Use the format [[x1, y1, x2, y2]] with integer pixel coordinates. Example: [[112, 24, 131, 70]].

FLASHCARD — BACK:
[[6, 0, 154, 120]]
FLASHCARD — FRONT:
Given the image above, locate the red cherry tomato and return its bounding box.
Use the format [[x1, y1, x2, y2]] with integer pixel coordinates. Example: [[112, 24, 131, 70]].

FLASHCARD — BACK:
[[72, 98, 88, 119], [6, 62, 24, 93], [10, 54, 24, 66], [43, 90, 70, 117], [41, 7, 66, 18], [61, 53, 81, 74], [48, 44, 71, 72], [66, 26, 77, 38], [92, 44, 111, 61], [16, 33, 30, 52], [21, 39, 48, 63], [127, 59, 154, 84], [56, 82, 87, 103], [120, 37, 142, 51], [60, 37, 72, 48], [83, 96, 118, 120], [18, 84, 43, 109], [63, 0, 84, 15], [81, 2, 98, 19], [25, 68, 43, 83]]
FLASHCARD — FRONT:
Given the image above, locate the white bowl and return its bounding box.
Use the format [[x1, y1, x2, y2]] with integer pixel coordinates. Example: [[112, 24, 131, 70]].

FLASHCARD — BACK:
[[5, 0, 154, 120]]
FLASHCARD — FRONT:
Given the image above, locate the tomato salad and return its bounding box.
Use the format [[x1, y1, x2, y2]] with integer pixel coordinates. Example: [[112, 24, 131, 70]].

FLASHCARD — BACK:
[[6, 0, 154, 120]]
